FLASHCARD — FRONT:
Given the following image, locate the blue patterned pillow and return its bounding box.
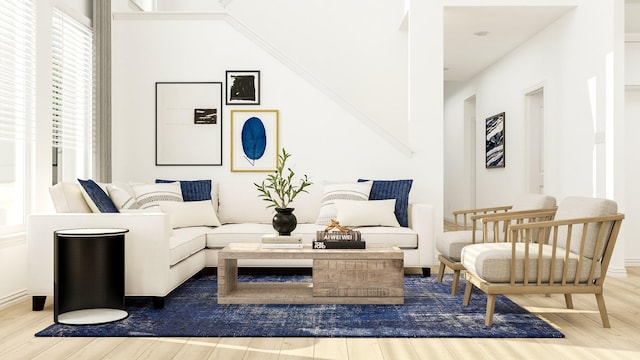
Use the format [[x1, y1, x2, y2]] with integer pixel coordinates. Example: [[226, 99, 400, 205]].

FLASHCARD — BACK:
[[358, 179, 413, 227], [156, 179, 212, 202], [77, 179, 119, 213]]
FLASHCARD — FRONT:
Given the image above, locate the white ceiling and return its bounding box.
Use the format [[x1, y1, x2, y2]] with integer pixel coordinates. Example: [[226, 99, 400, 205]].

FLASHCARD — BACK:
[[443, 6, 575, 82]]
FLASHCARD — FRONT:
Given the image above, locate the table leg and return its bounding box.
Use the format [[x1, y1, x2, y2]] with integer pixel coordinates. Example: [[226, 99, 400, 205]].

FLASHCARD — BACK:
[[218, 258, 238, 297]]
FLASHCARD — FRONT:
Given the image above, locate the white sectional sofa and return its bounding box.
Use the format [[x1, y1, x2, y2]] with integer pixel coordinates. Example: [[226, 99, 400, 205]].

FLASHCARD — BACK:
[[27, 179, 435, 309]]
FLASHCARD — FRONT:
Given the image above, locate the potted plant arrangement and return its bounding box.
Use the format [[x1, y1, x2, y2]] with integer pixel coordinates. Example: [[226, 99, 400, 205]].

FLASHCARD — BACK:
[[255, 148, 313, 235]]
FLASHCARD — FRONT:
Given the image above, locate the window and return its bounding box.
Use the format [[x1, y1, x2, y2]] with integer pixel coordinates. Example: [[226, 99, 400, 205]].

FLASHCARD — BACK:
[[51, 8, 94, 184], [0, 0, 35, 230]]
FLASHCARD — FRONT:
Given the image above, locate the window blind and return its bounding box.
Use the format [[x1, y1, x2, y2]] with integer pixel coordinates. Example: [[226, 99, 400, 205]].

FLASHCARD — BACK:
[[0, 0, 34, 228], [0, 0, 35, 143], [51, 8, 94, 167]]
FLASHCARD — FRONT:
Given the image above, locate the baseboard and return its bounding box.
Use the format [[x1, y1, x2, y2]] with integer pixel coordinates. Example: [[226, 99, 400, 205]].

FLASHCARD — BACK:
[[0, 290, 28, 311], [607, 266, 628, 278], [625, 259, 640, 267]]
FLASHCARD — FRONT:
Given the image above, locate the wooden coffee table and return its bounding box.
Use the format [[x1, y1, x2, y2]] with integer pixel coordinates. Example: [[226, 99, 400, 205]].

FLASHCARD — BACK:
[[217, 243, 404, 304]]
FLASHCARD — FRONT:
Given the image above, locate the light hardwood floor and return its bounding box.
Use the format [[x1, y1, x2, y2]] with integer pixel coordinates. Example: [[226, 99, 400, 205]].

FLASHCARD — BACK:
[[2, 235, 640, 359]]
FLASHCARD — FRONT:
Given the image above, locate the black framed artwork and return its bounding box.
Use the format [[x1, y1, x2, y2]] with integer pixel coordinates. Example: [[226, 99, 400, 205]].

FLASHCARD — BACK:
[[485, 112, 505, 168], [226, 70, 260, 105], [155, 82, 223, 166]]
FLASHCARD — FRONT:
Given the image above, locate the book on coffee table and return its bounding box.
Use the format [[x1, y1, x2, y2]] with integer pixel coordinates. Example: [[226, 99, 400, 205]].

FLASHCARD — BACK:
[[261, 243, 304, 249], [261, 234, 303, 243], [312, 240, 366, 249], [261, 234, 304, 248]]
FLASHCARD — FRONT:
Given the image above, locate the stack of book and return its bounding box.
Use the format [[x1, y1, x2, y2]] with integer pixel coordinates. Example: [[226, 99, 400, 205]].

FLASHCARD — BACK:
[[261, 234, 303, 249], [313, 230, 366, 249]]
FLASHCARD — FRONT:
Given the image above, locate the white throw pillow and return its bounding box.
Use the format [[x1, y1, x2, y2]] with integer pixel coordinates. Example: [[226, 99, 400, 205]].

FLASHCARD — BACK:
[[334, 199, 400, 227], [131, 182, 183, 209], [49, 182, 92, 213], [315, 181, 373, 226], [159, 200, 221, 229], [107, 184, 141, 210]]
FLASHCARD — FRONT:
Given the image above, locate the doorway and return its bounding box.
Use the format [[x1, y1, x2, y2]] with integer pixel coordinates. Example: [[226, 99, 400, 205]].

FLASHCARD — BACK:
[[525, 87, 545, 194], [463, 95, 477, 208]]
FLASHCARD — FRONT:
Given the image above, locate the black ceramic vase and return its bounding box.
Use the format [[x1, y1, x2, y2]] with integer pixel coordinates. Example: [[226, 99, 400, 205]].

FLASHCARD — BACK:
[[272, 208, 297, 236]]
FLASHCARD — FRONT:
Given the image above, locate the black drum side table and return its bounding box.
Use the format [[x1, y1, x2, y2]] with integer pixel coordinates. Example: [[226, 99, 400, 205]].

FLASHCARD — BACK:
[[54, 228, 129, 325]]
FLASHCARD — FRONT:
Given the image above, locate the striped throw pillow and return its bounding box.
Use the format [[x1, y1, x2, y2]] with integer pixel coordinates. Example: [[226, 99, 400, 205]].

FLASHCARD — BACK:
[[132, 182, 183, 209], [315, 181, 373, 226]]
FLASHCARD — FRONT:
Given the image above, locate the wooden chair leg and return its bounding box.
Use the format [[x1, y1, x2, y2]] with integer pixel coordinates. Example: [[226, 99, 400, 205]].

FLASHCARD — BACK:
[[463, 281, 473, 306], [485, 294, 497, 326], [437, 262, 446, 282], [564, 294, 574, 309], [451, 269, 461, 296], [595, 293, 611, 328]]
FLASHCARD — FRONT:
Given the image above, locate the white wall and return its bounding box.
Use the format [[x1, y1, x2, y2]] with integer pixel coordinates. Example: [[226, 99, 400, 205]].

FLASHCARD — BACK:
[[111, 13, 438, 207], [625, 88, 640, 266], [444, 1, 631, 271], [222, 0, 410, 145], [625, 38, 640, 265]]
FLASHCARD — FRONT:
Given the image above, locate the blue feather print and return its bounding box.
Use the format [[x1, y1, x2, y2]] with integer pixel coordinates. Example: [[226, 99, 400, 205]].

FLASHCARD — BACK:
[[241, 117, 267, 165]]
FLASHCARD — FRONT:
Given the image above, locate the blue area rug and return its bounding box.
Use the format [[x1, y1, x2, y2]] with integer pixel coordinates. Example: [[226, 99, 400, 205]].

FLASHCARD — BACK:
[[35, 274, 563, 338]]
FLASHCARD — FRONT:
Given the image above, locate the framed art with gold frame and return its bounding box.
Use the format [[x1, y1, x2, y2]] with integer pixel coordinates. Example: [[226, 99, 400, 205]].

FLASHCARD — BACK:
[[230, 109, 279, 172]]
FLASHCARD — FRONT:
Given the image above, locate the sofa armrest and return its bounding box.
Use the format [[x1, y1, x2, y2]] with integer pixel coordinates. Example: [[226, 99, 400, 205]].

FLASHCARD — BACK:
[[27, 213, 172, 297], [408, 203, 435, 267]]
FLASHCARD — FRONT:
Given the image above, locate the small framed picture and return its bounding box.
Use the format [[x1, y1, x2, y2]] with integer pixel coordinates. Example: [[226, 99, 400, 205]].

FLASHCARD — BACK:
[[230, 109, 278, 172], [486, 112, 505, 168], [226, 70, 260, 105]]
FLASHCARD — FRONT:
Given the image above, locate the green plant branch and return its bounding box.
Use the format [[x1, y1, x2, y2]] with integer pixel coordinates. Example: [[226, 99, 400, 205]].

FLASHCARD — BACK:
[[254, 148, 313, 209]]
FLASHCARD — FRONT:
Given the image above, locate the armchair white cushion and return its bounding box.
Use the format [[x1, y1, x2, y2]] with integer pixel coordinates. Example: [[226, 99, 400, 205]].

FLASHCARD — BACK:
[[436, 193, 557, 295], [461, 196, 623, 327]]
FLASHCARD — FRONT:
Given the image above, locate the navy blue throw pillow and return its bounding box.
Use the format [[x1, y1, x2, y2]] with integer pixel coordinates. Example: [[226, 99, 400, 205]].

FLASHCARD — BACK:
[[358, 179, 413, 227], [155, 179, 212, 202], [77, 179, 119, 213]]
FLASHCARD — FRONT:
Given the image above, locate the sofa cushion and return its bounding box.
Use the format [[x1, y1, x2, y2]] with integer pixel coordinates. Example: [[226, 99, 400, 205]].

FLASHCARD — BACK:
[[205, 223, 417, 250], [169, 227, 209, 266], [315, 181, 373, 226], [359, 179, 413, 227], [217, 181, 275, 224], [160, 200, 221, 229], [206, 223, 325, 248], [286, 184, 323, 224], [334, 199, 400, 227], [156, 179, 212, 202], [131, 182, 183, 209], [352, 226, 418, 249], [77, 179, 119, 213], [49, 182, 92, 213]]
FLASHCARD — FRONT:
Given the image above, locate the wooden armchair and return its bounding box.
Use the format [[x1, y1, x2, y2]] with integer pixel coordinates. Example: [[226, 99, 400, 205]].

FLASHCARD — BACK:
[[436, 194, 557, 295], [461, 196, 624, 327]]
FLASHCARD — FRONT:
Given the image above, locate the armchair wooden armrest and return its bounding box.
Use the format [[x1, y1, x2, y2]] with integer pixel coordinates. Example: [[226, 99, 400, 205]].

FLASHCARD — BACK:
[[451, 205, 513, 230], [479, 208, 558, 244]]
